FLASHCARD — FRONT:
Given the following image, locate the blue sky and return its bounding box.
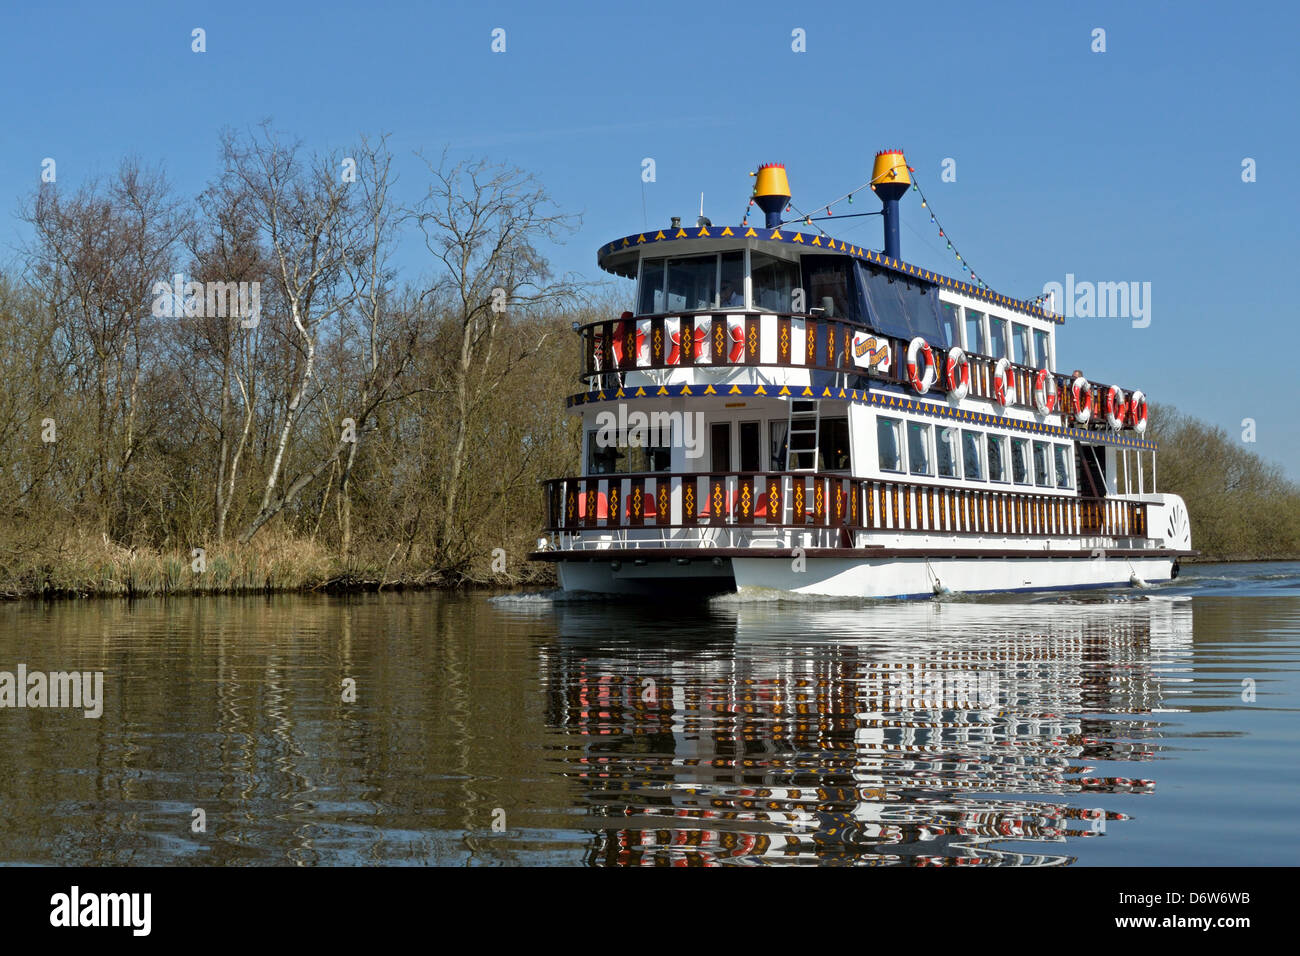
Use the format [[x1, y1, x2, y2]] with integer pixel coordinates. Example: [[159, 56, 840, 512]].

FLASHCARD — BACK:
[[3, 0, 1297, 475]]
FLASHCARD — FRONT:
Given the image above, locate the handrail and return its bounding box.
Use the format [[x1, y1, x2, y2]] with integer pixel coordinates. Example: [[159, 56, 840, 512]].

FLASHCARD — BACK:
[[541, 471, 1149, 540], [577, 312, 1143, 431]]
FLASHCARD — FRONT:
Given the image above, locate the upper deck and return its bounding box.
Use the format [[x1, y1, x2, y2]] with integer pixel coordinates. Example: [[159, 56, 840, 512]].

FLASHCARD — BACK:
[[576, 218, 1152, 451]]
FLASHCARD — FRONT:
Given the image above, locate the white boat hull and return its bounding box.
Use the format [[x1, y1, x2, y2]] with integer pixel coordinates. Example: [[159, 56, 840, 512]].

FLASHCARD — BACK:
[[556, 553, 1177, 599], [730, 554, 1174, 598]]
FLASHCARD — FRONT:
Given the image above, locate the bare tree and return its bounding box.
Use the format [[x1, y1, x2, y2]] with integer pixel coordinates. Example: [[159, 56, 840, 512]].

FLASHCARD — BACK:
[[22, 160, 186, 539], [216, 125, 363, 544], [182, 171, 271, 540], [407, 153, 579, 575]]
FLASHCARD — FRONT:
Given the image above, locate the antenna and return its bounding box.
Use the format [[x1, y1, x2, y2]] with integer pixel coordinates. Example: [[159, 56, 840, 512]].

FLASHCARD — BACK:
[[696, 192, 712, 228]]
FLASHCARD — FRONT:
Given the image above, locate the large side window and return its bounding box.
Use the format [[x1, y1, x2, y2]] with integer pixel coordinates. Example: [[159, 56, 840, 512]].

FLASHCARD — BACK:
[[1033, 328, 1051, 370], [739, 421, 762, 472], [987, 434, 1007, 482], [989, 316, 1008, 360], [1033, 441, 1051, 486], [587, 430, 666, 475], [937, 426, 960, 478], [939, 302, 961, 349], [1054, 444, 1073, 489], [710, 422, 731, 472], [877, 417, 903, 473], [1012, 323, 1030, 365], [962, 429, 984, 480], [819, 417, 851, 471], [965, 310, 986, 355], [907, 421, 933, 476], [1011, 437, 1030, 485]]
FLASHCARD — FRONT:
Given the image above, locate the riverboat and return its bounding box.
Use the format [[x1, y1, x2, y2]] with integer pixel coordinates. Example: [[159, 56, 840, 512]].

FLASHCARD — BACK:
[[529, 151, 1193, 597]]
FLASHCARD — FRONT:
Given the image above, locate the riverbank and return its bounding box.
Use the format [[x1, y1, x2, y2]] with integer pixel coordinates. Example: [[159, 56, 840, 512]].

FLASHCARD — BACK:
[[0, 531, 556, 601], [1, 528, 1293, 602]]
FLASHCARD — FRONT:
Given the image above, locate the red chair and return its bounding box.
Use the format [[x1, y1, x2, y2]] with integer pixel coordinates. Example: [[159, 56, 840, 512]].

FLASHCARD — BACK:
[[576, 491, 609, 520]]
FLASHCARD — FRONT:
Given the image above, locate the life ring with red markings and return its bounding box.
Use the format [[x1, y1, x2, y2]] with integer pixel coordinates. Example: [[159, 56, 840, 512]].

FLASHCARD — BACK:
[[1129, 390, 1148, 434], [992, 357, 1016, 407], [1071, 375, 1093, 424], [1033, 368, 1058, 416], [906, 336, 938, 395], [946, 347, 970, 401], [1105, 384, 1127, 431]]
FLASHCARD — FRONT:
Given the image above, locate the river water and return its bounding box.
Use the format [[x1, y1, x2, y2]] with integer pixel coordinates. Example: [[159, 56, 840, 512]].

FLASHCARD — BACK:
[[0, 562, 1296, 866]]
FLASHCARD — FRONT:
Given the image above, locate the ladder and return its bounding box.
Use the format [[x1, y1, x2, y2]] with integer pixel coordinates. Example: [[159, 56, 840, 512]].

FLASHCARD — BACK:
[[785, 399, 821, 471]]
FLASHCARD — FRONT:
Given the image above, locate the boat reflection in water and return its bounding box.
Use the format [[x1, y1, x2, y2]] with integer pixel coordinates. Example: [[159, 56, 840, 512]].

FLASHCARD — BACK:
[[540, 595, 1192, 866]]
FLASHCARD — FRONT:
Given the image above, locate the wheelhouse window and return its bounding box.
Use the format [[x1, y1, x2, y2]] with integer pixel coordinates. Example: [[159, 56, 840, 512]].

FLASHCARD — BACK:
[[1054, 444, 1073, 489], [1012, 323, 1030, 365], [751, 251, 800, 312], [638, 252, 744, 314], [1033, 441, 1051, 486], [989, 316, 1008, 360], [1033, 328, 1052, 370], [877, 417, 903, 473], [965, 310, 986, 354], [804, 256, 857, 320], [719, 251, 744, 308], [638, 258, 666, 314], [987, 434, 1008, 482], [907, 422, 933, 476], [937, 426, 960, 478], [667, 256, 717, 312], [962, 429, 984, 480], [1008, 438, 1028, 484]]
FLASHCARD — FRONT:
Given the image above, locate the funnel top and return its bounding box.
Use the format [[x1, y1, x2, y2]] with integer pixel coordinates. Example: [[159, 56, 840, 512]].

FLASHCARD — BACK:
[[871, 149, 912, 188]]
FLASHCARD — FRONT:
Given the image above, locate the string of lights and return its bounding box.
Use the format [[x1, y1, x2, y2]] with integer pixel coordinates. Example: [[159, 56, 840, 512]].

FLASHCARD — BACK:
[[737, 157, 1063, 313]]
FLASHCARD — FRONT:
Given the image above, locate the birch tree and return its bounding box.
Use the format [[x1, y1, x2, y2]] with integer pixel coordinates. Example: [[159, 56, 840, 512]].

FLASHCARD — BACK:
[[407, 153, 579, 576]]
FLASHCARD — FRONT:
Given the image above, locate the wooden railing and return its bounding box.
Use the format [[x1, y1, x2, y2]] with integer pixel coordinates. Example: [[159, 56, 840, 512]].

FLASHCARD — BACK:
[[578, 311, 1139, 430], [542, 471, 1149, 539]]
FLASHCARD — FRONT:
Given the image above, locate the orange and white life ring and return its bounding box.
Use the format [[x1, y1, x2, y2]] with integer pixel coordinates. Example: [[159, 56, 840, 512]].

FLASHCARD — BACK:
[[1071, 375, 1093, 424], [1129, 389, 1148, 434], [1105, 384, 1127, 431], [1033, 368, 1057, 416], [946, 347, 970, 401], [906, 336, 937, 395], [992, 357, 1016, 407]]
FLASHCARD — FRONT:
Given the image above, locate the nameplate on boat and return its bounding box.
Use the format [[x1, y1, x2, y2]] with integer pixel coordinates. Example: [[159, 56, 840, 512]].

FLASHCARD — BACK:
[[852, 333, 891, 372]]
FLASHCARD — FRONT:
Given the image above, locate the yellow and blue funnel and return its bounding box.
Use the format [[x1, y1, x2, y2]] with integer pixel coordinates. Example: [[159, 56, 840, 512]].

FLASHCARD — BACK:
[[870, 149, 911, 260], [752, 163, 791, 229]]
